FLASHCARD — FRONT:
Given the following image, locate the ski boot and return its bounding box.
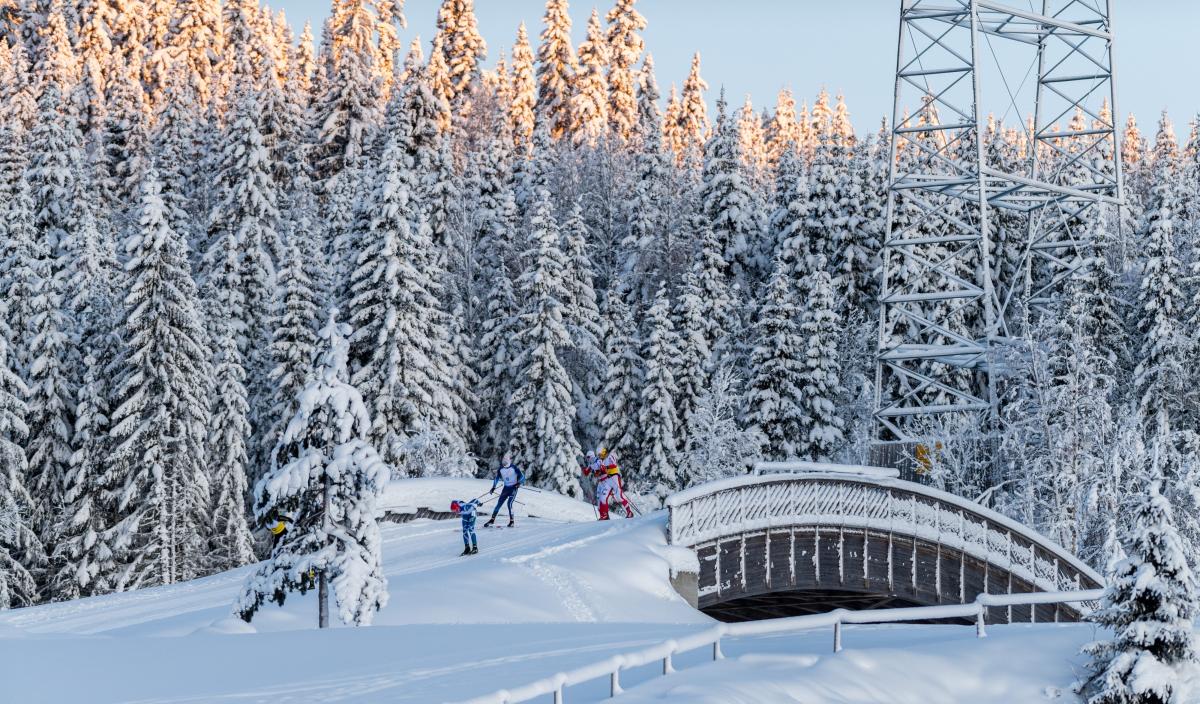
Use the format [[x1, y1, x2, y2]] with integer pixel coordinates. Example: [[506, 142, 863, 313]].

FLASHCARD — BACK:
[[483, 517, 496, 528], [470, 545, 479, 555], [508, 518, 515, 528], [625, 507, 634, 518], [460, 545, 472, 556]]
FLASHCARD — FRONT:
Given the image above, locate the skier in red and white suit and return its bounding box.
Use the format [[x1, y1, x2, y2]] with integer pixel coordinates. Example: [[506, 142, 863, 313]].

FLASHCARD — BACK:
[[591, 448, 633, 520]]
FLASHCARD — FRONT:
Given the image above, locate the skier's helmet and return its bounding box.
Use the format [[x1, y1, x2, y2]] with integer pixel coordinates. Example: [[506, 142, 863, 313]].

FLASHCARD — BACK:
[[599, 448, 608, 459], [451, 501, 461, 513], [586, 449, 596, 459]]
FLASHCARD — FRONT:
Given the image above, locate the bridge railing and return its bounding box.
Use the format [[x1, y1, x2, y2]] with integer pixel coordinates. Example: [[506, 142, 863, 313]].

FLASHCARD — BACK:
[[448, 589, 1105, 704], [665, 473, 1102, 594]]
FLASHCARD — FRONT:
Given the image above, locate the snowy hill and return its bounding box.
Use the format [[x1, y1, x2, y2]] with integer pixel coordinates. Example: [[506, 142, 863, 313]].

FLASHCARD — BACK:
[[1, 478, 1196, 703]]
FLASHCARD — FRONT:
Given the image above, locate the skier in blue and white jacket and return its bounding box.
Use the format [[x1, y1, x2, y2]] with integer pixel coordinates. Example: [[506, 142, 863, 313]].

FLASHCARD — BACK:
[[484, 455, 524, 528], [450, 498, 481, 556]]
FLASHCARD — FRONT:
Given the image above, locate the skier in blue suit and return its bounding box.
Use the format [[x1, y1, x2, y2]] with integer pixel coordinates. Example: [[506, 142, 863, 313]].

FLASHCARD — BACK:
[[484, 455, 525, 528], [451, 498, 481, 556]]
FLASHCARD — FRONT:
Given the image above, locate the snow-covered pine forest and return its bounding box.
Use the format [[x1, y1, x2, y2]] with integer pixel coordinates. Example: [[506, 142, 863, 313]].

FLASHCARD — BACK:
[[0, 0, 1194, 615]]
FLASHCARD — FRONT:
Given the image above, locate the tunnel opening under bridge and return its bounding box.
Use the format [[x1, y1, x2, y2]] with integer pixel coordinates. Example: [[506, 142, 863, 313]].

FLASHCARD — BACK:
[[700, 588, 959, 624]]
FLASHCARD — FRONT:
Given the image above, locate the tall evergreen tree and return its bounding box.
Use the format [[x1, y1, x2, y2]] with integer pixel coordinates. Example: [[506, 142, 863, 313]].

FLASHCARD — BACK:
[[348, 128, 462, 476], [535, 0, 577, 140], [796, 264, 845, 461], [509, 22, 537, 151], [106, 167, 213, 589], [570, 8, 608, 147], [207, 314, 255, 572], [604, 0, 645, 143], [435, 0, 486, 108], [509, 188, 583, 497], [747, 261, 807, 461], [1083, 472, 1197, 704], [598, 292, 642, 463], [701, 90, 759, 284], [672, 267, 712, 454], [237, 310, 388, 628], [0, 295, 42, 608], [637, 285, 680, 499]]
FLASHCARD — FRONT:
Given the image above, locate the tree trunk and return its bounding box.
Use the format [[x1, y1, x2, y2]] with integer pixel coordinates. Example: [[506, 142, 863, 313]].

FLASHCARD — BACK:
[[318, 475, 330, 629]]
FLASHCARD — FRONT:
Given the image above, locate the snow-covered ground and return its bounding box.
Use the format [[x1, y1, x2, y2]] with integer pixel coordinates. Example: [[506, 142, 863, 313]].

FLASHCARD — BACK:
[[1, 478, 1196, 703]]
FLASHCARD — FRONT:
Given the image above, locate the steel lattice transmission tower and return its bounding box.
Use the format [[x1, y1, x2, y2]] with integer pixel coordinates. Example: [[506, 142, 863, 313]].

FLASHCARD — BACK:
[[874, 0, 1124, 448]]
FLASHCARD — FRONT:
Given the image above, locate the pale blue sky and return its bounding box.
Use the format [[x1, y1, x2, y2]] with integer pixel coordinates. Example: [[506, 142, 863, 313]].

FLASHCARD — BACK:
[[275, 0, 1200, 134]]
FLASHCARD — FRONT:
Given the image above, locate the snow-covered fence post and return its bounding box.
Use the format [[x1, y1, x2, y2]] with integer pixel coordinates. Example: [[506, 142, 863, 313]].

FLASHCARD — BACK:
[[712, 639, 723, 660], [975, 604, 987, 638], [662, 640, 676, 674], [609, 667, 621, 696], [833, 618, 843, 652]]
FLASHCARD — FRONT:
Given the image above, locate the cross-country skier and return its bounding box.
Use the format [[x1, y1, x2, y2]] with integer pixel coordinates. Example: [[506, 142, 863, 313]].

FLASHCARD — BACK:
[[451, 498, 481, 555], [594, 448, 634, 520], [484, 455, 524, 527]]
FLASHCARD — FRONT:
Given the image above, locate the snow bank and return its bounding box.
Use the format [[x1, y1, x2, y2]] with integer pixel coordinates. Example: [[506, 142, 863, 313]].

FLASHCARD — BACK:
[[380, 476, 597, 523], [615, 623, 1200, 704], [0, 508, 707, 702]]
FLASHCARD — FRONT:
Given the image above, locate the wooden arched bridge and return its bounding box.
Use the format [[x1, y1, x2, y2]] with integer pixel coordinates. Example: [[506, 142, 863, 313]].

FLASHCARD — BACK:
[[665, 463, 1102, 624]]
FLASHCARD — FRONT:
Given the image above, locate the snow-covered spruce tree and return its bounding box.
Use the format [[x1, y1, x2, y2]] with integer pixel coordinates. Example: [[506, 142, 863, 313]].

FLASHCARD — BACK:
[[106, 167, 213, 589], [701, 89, 760, 284], [746, 260, 807, 461], [767, 89, 802, 169], [98, 59, 151, 227], [1133, 163, 1187, 438], [691, 220, 741, 369], [509, 188, 583, 497], [265, 242, 320, 482], [796, 262, 846, 461], [619, 53, 670, 301], [0, 295, 42, 609], [535, 0, 577, 140], [435, 0, 486, 108], [348, 134, 455, 476], [604, 0, 645, 143], [836, 129, 881, 316], [203, 74, 279, 480], [804, 110, 851, 273], [560, 203, 604, 432], [769, 140, 808, 279], [636, 285, 680, 500], [598, 292, 643, 466], [671, 52, 708, 163], [0, 153, 39, 376], [23, 220, 74, 562], [23, 67, 83, 548], [677, 364, 760, 487], [207, 311, 256, 572], [1082, 472, 1197, 704], [166, 0, 223, 108], [672, 266, 712, 454], [49, 199, 122, 601], [236, 310, 389, 628], [570, 8, 608, 147], [477, 256, 521, 465], [152, 66, 203, 254], [310, 0, 381, 215], [509, 22, 537, 151]]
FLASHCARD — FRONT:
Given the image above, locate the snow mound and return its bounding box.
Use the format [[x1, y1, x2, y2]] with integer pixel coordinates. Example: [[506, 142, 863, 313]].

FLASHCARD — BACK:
[[380, 476, 597, 523]]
